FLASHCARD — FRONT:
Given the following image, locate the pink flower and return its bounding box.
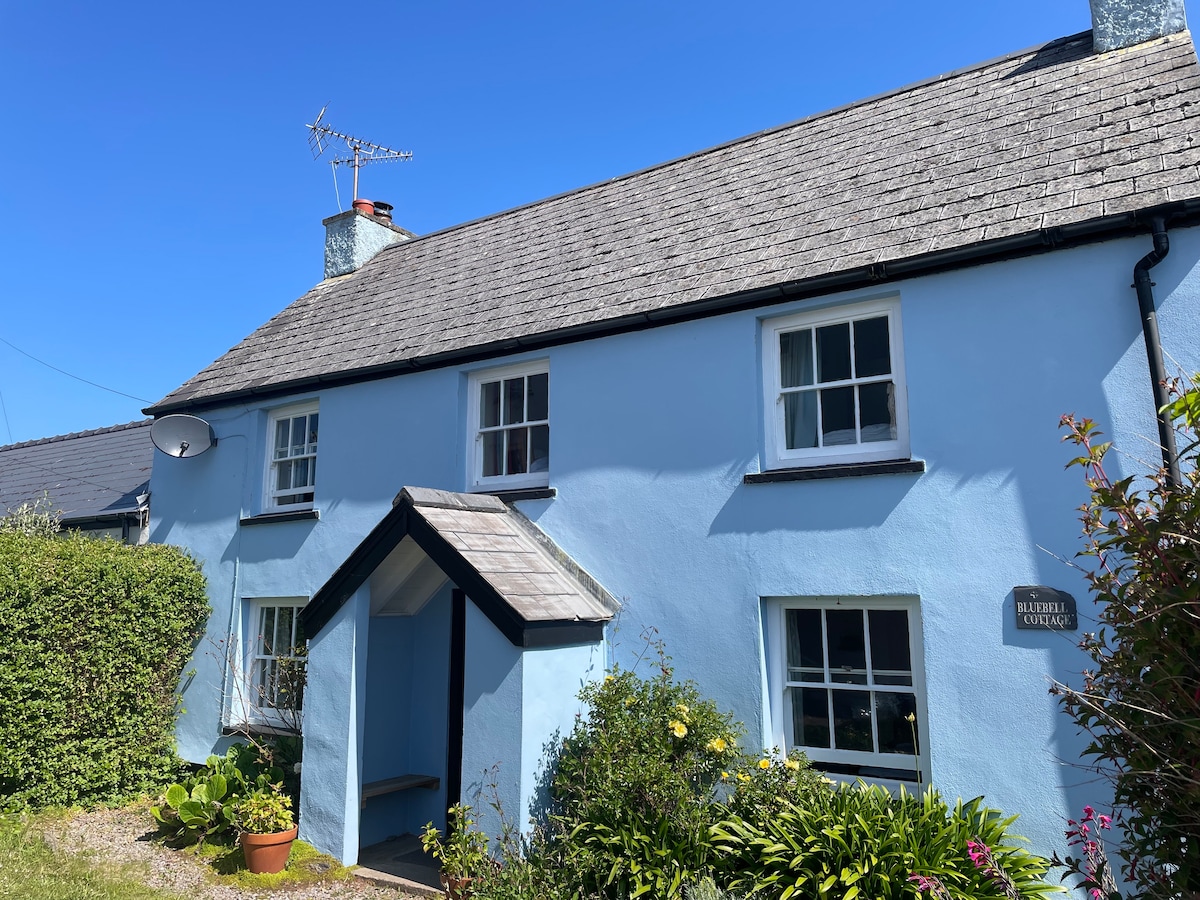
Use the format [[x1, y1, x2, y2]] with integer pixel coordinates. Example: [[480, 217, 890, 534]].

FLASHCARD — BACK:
[[1082, 805, 1095, 820], [1098, 814, 1112, 829]]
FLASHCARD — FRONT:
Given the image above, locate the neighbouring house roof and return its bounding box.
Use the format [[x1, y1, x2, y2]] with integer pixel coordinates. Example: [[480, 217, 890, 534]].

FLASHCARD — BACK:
[[0, 420, 153, 524], [150, 30, 1200, 415], [301, 486, 618, 645]]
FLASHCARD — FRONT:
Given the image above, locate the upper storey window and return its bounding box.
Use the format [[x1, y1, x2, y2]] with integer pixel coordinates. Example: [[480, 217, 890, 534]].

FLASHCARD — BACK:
[[763, 298, 909, 469], [266, 402, 318, 510], [468, 361, 549, 491]]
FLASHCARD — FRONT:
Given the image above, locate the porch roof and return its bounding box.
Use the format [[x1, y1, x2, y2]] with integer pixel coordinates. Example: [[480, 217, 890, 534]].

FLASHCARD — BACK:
[[300, 486, 618, 647]]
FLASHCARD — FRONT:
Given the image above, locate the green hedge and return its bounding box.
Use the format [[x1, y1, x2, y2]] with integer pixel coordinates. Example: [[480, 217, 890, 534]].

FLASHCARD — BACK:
[[0, 532, 208, 808]]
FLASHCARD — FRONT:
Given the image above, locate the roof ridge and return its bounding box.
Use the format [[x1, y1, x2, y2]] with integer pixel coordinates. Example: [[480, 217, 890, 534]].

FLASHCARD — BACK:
[[355, 31, 1094, 261], [0, 419, 153, 454]]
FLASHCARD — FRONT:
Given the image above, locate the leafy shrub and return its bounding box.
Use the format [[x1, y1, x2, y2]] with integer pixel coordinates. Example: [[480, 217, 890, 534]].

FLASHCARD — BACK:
[[1055, 389, 1200, 897], [550, 660, 745, 898], [0, 493, 60, 538], [153, 744, 284, 844], [712, 783, 1061, 900], [0, 532, 208, 808], [720, 748, 828, 823]]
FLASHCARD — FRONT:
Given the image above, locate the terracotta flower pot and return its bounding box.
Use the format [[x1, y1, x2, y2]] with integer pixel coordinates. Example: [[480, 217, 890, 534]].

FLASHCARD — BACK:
[[240, 825, 298, 874], [441, 872, 474, 899]]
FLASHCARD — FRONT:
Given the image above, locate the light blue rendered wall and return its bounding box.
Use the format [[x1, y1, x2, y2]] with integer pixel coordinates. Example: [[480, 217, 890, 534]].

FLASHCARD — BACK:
[[150, 227, 1200, 862], [461, 601, 523, 840]]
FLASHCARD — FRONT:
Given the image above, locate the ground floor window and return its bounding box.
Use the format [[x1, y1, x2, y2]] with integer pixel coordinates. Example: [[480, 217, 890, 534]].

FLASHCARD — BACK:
[[764, 596, 927, 783], [237, 598, 307, 730]]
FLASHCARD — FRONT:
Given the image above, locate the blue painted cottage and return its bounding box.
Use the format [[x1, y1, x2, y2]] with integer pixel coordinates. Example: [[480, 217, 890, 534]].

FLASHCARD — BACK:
[[147, 0, 1200, 868]]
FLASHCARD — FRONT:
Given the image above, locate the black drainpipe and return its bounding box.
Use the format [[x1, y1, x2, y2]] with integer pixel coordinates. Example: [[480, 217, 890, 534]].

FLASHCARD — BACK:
[[1132, 215, 1181, 487]]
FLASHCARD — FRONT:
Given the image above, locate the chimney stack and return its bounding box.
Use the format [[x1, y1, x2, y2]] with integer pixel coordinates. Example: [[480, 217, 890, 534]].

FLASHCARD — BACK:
[[323, 203, 413, 279], [1090, 0, 1187, 52]]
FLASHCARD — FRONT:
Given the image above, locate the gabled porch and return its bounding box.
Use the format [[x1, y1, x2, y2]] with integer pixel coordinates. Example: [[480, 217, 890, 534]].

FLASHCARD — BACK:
[[296, 487, 617, 866]]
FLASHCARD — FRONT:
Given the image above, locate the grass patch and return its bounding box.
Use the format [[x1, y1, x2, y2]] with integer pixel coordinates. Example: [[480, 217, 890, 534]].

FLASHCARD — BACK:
[[0, 814, 183, 900]]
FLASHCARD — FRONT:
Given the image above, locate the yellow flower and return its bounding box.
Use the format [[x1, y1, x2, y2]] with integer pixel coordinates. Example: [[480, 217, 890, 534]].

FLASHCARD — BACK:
[[669, 719, 688, 738], [736, 772, 751, 783], [706, 737, 729, 753], [905, 712, 916, 723], [605, 675, 615, 684], [784, 758, 800, 771], [758, 758, 771, 770], [720, 771, 729, 780], [675, 703, 689, 716], [624, 696, 636, 707]]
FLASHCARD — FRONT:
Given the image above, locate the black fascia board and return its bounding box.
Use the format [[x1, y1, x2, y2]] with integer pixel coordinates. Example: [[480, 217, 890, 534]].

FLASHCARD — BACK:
[[145, 200, 1200, 419]]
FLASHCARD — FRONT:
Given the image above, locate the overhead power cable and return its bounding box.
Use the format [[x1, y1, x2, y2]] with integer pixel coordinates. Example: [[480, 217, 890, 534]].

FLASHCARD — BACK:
[[0, 335, 152, 404]]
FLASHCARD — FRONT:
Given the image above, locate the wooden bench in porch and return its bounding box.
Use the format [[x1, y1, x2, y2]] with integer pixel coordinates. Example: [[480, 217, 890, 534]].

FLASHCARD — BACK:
[[360, 774, 440, 808]]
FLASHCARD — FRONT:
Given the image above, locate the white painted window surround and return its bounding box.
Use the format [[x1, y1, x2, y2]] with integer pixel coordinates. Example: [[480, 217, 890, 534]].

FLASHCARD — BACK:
[[762, 297, 909, 469], [763, 596, 930, 785], [264, 401, 319, 511], [466, 360, 550, 491]]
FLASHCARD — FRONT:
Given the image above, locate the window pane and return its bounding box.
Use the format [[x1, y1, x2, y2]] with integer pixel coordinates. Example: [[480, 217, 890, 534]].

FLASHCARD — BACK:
[[261, 608, 275, 656], [503, 378, 525, 426], [832, 690, 873, 751], [786, 608, 824, 672], [290, 417, 307, 456], [529, 425, 549, 472], [826, 609, 866, 675], [779, 329, 814, 388], [853, 316, 892, 377], [307, 413, 319, 449], [482, 431, 502, 477], [481, 381, 501, 428], [784, 392, 818, 449], [816, 322, 851, 383], [527, 372, 548, 422], [876, 692, 918, 755], [506, 427, 528, 475], [869, 610, 912, 684], [795, 687, 831, 748], [274, 420, 290, 459], [293, 458, 311, 490], [820, 387, 856, 446], [277, 607, 294, 652], [482, 432, 501, 480], [275, 461, 293, 492], [859, 382, 897, 444]]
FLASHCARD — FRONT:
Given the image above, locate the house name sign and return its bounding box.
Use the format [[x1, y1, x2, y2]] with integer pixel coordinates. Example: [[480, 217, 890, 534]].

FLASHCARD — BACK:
[[1013, 586, 1078, 630]]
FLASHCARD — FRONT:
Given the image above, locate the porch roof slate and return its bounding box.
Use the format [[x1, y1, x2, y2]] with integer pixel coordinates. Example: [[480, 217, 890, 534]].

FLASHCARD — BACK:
[[301, 486, 618, 645], [151, 29, 1200, 414]]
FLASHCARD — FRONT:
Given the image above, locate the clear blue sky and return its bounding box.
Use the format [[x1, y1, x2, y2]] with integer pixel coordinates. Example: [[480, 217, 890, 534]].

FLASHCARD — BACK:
[[0, 1, 1087, 445]]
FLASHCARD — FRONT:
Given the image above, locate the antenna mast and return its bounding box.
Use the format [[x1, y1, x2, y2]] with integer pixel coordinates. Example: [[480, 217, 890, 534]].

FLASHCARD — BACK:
[[306, 105, 412, 201]]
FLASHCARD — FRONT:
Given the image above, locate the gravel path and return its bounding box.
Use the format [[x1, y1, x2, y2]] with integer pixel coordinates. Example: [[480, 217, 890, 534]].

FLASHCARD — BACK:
[[38, 805, 425, 900]]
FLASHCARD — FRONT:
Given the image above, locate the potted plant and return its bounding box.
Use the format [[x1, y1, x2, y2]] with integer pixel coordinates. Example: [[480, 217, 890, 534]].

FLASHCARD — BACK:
[[234, 783, 297, 874], [420, 803, 489, 899]]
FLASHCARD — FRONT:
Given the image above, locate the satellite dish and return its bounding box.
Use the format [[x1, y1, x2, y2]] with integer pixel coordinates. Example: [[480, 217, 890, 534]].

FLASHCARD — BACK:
[[151, 415, 217, 459]]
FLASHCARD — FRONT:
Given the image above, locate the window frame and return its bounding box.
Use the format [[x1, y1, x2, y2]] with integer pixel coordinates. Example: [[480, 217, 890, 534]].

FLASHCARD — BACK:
[[763, 595, 930, 785], [761, 297, 910, 470], [233, 597, 307, 731], [263, 401, 319, 512], [466, 360, 550, 492]]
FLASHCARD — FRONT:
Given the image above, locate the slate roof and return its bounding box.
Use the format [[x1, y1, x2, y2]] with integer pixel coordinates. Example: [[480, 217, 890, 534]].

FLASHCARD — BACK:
[[301, 486, 618, 644], [0, 421, 153, 522], [151, 29, 1200, 413]]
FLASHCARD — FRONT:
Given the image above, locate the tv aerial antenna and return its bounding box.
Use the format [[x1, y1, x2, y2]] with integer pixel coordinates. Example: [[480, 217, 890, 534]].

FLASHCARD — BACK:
[[306, 105, 412, 202]]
